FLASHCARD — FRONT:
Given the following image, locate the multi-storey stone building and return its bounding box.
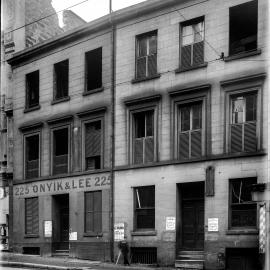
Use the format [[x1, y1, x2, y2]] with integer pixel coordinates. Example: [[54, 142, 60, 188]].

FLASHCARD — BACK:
[[6, 0, 269, 269]]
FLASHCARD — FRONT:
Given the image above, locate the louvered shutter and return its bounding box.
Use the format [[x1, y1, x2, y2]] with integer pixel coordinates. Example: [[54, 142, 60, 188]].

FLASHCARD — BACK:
[[193, 41, 204, 66], [191, 130, 202, 157], [179, 132, 189, 159], [134, 138, 144, 164], [181, 45, 192, 69], [25, 198, 38, 235], [32, 198, 39, 234], [244, 122, 257, 152], [93, 191, 102, 232], [144, 137, 154, 163], [231, 124, 243, 153], [53, 154, 68, 175], [26, 160, 39, 179], [85, 124, 101, 157], [147, 54, 157, 77], [136, 57, 146, 79]]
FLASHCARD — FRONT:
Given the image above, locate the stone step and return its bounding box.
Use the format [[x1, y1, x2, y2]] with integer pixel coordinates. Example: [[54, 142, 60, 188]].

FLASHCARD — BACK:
[[52, 250, 69, 257], [175, 259, 204, 269], [177, 254, 204, 260], [178, 250, 204, 255]]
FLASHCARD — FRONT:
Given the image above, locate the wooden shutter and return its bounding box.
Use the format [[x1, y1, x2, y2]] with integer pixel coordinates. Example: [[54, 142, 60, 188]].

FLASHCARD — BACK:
[[53, 154, 68, 175], [231, 124, 243, 153], [191, 130, 202, 157], [93, 191, 102, 232], [181, 45, 192, 69], [193, 41, 204, 66], [144, 137, 154, 163], [147, 54, 157, 77], [179, 132, 189, 159], [25, 197, 38, 235], [136, 57, 146, 79], [244, 122, 257, 152], [85, 123, 101, 157], [26, 160, 39, 179], [134, 138, 144, 164], [85, 192, 93, 232]]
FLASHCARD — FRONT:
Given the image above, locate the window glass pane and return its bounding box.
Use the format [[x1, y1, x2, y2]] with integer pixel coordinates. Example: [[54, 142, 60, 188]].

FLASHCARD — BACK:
[[138, 37, 147, 57], [180, 106, 191, 131], [134, 112, 146, 138], [231, 179, 255, 203], [146, 111, 154, 137], [182, 25, 193, 46], [231, 204, 257, 227], [85, 192, 93, 211], [135, 186, 155, 208], [54, 128, 68, 156], [192, 104, 202, 130], [149, 35, 157, 55], [245, 94, 257, 122], [194, 21, 204, 43], [26, 135, 39, 161], [232, 97, 244, 124], [136, 209, 155, 229]]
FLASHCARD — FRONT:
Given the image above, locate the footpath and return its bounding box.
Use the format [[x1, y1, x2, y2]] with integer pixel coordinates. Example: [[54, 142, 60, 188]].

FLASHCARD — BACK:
[[0, 252, 175, 270]]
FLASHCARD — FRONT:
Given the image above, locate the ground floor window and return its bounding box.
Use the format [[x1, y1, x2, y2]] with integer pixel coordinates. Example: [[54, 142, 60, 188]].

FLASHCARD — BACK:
[[25, 197, 39, 235]]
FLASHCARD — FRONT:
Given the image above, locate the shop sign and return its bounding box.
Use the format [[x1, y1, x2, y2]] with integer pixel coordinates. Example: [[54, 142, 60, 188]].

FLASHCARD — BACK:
[[44, 220, 52, 237], [14, 173, 110, 198], [114, 223, 125, 241], [166, 217, 176, 231], [208, 218, 218, 232], [69, 232, 77, 241]]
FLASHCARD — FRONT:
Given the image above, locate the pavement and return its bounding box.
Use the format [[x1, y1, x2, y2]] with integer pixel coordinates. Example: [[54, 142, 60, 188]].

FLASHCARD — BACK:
[[0, 252, 175, 270]]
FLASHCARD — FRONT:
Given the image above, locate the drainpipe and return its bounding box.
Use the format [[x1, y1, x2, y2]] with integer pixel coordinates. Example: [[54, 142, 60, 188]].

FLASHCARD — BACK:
[[109, 0, 116, 262]]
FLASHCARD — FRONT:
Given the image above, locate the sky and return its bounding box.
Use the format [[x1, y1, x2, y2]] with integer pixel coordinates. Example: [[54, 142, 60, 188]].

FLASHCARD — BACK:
[[52, 0, 147, 25]]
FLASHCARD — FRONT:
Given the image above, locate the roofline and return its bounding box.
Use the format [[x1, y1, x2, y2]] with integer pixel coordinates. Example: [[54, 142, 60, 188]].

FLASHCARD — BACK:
[[7, 0, 185, 66]]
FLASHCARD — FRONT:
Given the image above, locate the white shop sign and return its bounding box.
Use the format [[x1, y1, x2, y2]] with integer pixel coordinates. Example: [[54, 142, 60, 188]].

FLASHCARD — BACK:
[[166, 217, 176, 231], [44, 220, 52, 237], [208, 218, 219, 232]]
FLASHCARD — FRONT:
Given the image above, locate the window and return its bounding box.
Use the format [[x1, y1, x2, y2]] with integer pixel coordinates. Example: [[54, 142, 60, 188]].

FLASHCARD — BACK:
[[25, 134, 40, 179], [136, 31, 157, 79], [84, 120, 102, 170], [54, 59, 69, 100], [229, 0, 258, 55], [85, 191, 102, 233], [180, 17, 204, 70], [178, 102, 203, 159], [133, 110, 154, 164], [52, 127, 69, 175], [26, 70, 39, 109], [85, 47, 102, 92], [25, 197, 39, 235], [229, 178, 257, 228], [134, 186, 155, 230], [230, 93, 257, 153]]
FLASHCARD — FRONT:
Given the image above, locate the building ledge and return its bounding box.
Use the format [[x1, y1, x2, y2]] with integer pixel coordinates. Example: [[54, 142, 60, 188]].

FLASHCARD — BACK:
[[51, 96, 70, 105], [226, 229, 258, 235], [83, 232, 103, 237], [82, 87, 104, 96], [131, 230, 157, 236], [24, 234, 39, 238], [131, 74, 161, 84], [175, 62, 208, 73], [224, 49, 262, 62], [24, 105, 40, 113]]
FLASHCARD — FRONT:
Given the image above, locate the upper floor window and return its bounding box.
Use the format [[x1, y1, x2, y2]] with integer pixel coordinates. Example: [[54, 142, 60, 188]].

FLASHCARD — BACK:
[[136, 31, 157, 79], [85, 47, 102, 92], [134, 186, 155, 230], [229, 178, 257, 229], [52, 127, 69, 175], [54, 59, 69, 100], [25, 133, 40, 179], [229, 0, 258, 56], [178, 102, 203, 159], [180, 17, 204, 70], [133, 110, 155, 164], [25, 197, 39, 235], [26, 70, 39, 109], [230, 93, 257, 153], [84, 120, 103, 170]]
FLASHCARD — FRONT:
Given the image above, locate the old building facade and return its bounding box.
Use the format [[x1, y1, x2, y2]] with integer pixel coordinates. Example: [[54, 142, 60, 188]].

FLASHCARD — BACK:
[[5, 0, 270, 269]]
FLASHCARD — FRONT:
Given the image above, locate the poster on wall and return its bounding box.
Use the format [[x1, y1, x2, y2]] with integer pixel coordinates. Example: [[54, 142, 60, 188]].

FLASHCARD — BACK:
[[166, 217, 176, 231], [44, 220, 52, 237], [208, 218, 219, 232], [114, 223, 125, 241], [69, 232, 77, 241]]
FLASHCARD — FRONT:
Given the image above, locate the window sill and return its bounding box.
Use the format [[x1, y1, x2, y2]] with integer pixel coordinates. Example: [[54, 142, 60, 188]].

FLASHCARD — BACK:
[[51, 96, 70, 105], [131, 230, 157, 236], [24, 234, 39, 238], [131, 74, 161, 84], [175, 62, 208, 73], [226, 229, 258, 235], [83, 232, 103, 237], [24, 105, 40, 113], [83, 87, 104, 96], [224, 49, 261, 62]]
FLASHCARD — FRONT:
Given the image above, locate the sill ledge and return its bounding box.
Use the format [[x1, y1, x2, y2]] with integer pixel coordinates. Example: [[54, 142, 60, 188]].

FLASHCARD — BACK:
[[131, 230, 157, 236], [175, 62, 208, 73], [24, 105, 40, 113], [24, 234, 39, 238], [51, 96, 70, 105], [132, 74, 161, 84], [224, 49, 262, 62], [83, 87, 104, 96], [83, 232, 103, 237]]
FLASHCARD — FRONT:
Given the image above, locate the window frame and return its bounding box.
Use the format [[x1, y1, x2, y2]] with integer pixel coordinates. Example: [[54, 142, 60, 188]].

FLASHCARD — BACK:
[[133, 185, 155, 231], [25, 197, 39, 236], [84, 190, 102, 234], [82, 116, 104, 171], [25, 70, 40, 110], [135, 30, 158, 80], [228, 178, 257, 230], [50, 124, 71, 176], [53, 59, 69, 101], [23, 131, 41, 180]]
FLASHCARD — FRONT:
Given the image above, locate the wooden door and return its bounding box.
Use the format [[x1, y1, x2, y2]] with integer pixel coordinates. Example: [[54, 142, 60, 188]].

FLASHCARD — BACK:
[[182, 199, 204, 250]]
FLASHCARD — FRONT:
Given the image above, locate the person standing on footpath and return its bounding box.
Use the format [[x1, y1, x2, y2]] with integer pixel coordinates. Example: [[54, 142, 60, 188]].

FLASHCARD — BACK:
[[118, 239, 130, 266]]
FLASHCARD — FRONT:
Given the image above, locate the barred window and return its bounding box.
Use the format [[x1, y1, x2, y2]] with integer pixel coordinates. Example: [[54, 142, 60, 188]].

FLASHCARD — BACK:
[[25, 197, 39, 235], [136, 31, 157, 79], [134, 186, 155, 230], [181, 17, 204, 70]]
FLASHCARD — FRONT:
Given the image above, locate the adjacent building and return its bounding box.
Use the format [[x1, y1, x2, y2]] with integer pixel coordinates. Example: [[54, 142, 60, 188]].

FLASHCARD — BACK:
[[5, 0, 269, 269]]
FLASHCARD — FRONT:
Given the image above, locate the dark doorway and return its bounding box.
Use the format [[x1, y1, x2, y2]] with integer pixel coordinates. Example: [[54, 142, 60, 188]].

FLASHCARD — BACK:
[[179, 182, 204, 250], [52, 194, 69, 251]]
